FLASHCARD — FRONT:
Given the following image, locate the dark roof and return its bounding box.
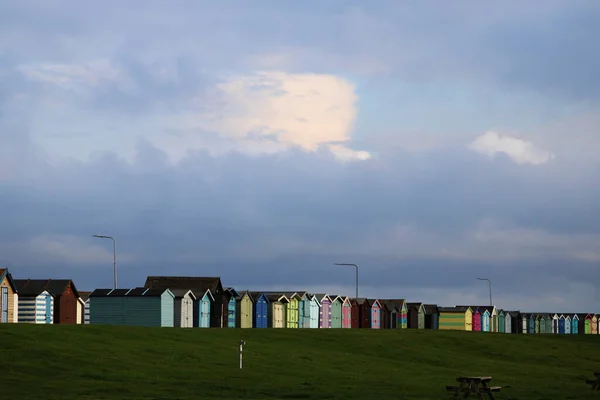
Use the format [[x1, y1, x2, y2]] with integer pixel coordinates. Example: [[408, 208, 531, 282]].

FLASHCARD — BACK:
[[144, 276, 223, 294], [406, 302, 423, 309], [351, 297, 370, 305], [456, 305, 495, 314], [14, 279, 48, 296], [0, 269, 17, 292], [107, 289, 131, 297], [13, 279, 78, 297], [171, 288, 196, 299], [79, 291, 92, 301], [89, 288, 113, 297], [224, 287, 239, 298], [126, 287, 148, 296], [424, 304, 439, 314], [379, 299, 406, 310], [264, 293, 289, 303], [142, 288, 173, 297]]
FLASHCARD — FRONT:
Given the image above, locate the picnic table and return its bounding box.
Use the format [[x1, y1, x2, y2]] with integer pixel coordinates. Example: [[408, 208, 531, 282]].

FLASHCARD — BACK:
[[586, 372, 600, 390], [446, 376, 502, 399]]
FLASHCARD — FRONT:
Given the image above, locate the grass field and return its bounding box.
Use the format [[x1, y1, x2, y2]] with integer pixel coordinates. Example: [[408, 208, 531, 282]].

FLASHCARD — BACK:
[[2, 324, 600, 399]]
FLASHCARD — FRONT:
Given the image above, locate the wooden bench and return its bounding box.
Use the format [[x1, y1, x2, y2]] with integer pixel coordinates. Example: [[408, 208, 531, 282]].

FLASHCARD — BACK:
[[446, 376, 502, 399], [585, 372, 600, 390]]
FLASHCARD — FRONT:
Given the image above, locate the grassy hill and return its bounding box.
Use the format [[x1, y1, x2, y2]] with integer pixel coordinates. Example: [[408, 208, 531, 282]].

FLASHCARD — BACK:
[[2, 325, 600, 399]]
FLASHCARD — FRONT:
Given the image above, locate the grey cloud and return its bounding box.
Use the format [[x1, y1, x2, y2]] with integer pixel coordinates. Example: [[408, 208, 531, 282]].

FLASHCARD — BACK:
[[1, 138, 599, 308]]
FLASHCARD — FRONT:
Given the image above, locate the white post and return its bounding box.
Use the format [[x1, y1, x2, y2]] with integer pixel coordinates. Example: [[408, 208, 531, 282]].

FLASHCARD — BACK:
[[239, 340, 246, 369]]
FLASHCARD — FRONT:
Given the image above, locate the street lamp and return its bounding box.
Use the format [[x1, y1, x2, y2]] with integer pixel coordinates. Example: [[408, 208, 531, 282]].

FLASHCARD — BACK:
[[477, 277, 492, 306], [334, 263, 359, 299], [93, 235, 117, 289]]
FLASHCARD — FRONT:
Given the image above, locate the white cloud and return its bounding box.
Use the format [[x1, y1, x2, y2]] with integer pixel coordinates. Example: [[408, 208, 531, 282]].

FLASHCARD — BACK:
[[185, 71, 370, 161], [467, 131, 555, 165]]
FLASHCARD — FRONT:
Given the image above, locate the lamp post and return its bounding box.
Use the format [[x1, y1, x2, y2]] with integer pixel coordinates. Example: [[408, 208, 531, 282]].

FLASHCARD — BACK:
[[93, 235, 117, 289], [334, 263, 359, 299], [477, 277, 492, 306]]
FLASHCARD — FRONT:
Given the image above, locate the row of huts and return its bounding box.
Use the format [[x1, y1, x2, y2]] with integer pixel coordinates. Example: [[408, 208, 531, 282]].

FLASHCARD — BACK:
[[0, 268, 87, 324], [85, 276, 600, 335], [3, 270, 600, 335]]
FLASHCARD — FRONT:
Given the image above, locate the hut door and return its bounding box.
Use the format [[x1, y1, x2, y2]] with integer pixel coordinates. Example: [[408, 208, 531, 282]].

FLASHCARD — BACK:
[[1, 287, 7, 323], [45, 295, 52, 323]]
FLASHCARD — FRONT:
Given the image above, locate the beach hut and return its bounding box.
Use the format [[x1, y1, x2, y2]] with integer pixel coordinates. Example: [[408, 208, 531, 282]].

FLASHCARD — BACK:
[[15, 283, 53, 324], [265, 293, 288, 328], [571, 314, 580, 334], [285, 292, 301, 328], [552, 313, 559, 333], [297, 293, 310, 328], [89, 287, 174, 327], [558, 314, 566, 334], [197, 290, 215, 328], [565, 315, 572, 334], [351, 298, 371, 328], [380, 300, 399, 329], [472, 308, 482, 332], [482, 309, 491, 332], [171, 289, 196, 328], [407, 303, 425, 329], [584, 314, 593, 334], [316, 294, 332, 328], [248, 292, 268, 328], [379, 301, 390, 329], [538, 314, 547, 334], [438, 307, 473, 331], [330, 296, 343, 328], [341, 296, 352, 328], [593, 315, 598, 334], [309, 295, 320, 328], [498, 310, 505, 333], [79, 291, 91, 324], [424, 304, 439, 329], [367, 299, 381, 329], [235, 291, 254, 328], [224, 288, 239, 328], [0, 268, 17, 324]]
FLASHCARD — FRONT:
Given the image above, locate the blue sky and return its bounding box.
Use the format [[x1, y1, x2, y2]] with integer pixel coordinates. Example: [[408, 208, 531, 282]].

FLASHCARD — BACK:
[[1, 0, 600, 311]]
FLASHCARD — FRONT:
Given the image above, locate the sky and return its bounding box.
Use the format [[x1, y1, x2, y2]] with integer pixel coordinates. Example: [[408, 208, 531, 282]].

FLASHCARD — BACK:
[[1, 0, 600, 311]]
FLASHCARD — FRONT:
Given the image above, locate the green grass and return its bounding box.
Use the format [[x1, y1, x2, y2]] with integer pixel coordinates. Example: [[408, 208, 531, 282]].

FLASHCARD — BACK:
[[2, 325, 600, 399]]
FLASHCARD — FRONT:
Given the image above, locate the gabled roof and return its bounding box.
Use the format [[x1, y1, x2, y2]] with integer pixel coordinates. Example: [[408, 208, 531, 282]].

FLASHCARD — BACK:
[[144, 276, 223, 295], [0, 269, 17, 292], [351, 297, 370, 305], [367, 298, 381, 307], [263, 292, 289, 303], [456, 305, 495, 314], [407, 302, 425, 311], [198, 289, 215, 301], [379, 299, 406, 311], [245, 291, 263, 302], [170, 288, 197, 299], [224, 287, 240, 298], [13, 278, 79, 298], [126, 287, 148, 296], [89, 288, 113, 297], [424, 304, 439, 314], [79, 291, 92, 301], [107, 289, 130, 297], [312, 294, 332, 302]]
